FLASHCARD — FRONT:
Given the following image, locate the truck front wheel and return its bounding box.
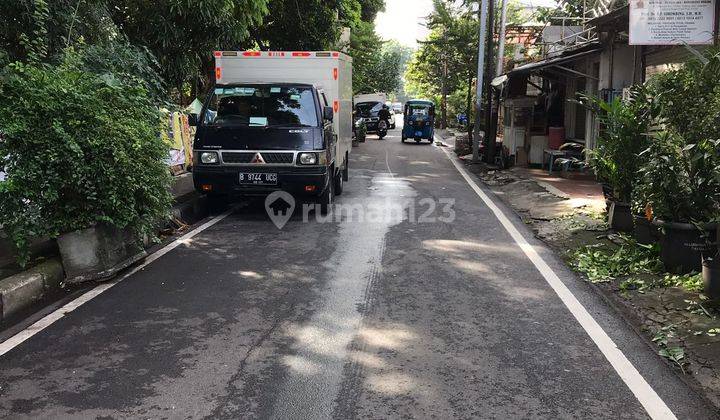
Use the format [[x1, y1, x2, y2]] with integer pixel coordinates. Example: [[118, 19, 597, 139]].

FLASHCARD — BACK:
[[334, 166, 344, 196], [319, 172, 335, 214]]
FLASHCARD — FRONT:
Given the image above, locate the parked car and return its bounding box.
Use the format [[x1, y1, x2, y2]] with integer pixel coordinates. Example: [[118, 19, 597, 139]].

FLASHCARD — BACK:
[[392, 102, 402, 114], [355, 101, 395, 132], [191, 51, 353, 212]]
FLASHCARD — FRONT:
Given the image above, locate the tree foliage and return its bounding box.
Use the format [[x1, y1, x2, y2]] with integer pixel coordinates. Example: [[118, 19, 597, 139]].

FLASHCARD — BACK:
[[406, 0, 479, 125], [406, 0, 530, 126], [0, 0, 112, 63], [383, 40, 414, 100], [536, 0, 587, 24], [110, 0, 269, 92], [0, 53, 172, 262], [350, 21, 403, 95], [1, 0, 393, 101], [254, 0, 341, 50]]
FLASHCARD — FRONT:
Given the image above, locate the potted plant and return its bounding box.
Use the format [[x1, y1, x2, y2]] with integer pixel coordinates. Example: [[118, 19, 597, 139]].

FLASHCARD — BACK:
[[634, 49, 720, 273], [0, 50, 172, 282], [581, 88, 652, 232]]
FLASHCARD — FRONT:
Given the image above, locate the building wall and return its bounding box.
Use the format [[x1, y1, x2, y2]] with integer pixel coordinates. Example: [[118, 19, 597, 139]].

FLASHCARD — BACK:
[[599, 43, 636, 90]]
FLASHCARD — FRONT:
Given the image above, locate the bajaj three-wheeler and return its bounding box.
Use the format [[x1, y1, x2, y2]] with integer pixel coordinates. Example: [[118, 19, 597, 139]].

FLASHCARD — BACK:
[[401, 100, 435, 144]]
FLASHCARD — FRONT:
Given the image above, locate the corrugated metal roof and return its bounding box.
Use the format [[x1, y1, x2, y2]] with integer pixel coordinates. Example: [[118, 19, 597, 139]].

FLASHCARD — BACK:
[[507, 45, 603, 76]]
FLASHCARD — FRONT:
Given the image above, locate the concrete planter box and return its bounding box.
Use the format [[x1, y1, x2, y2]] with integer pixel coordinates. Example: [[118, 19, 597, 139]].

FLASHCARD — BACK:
[[608, 201, 633, 232], [57, 224, 146, 284], [655, 221, 717, 274]]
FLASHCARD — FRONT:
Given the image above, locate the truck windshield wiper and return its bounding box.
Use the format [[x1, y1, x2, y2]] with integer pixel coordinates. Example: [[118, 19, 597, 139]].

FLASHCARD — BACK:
[[266, 123, 315, 129]]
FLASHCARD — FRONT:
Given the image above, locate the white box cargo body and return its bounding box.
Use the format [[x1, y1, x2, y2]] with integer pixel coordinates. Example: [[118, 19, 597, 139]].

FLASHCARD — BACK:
[[354, 92, 388, 105], [214, 51, 353, 159]]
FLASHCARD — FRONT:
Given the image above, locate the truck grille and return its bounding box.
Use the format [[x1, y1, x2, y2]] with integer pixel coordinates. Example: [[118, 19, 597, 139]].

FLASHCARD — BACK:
[[222, 152, 254, 163], [221, 152, 294, 164], [262, 153, 294, 164]]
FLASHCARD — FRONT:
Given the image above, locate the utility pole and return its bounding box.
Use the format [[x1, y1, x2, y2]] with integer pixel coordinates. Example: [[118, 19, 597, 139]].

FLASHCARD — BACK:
[[472, 0, 490, 163], [483, 0, 496, 164], [441, 29, 448, 129], [496, 0, 509, 77]]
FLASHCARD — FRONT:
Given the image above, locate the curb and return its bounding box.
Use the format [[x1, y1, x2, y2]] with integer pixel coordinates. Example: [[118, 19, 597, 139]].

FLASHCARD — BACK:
[[0, 259, 64, 322], [0, 190, 210, 324], [171, 192, 209, 225]]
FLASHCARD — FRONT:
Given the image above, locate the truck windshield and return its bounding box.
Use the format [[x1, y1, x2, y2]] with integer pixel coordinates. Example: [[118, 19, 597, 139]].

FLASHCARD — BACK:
[[202, 86, 319, 128]]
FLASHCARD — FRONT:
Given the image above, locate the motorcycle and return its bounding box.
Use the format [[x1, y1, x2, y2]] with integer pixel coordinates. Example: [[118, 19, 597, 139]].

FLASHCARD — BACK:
[[377, 119, 388, 140]]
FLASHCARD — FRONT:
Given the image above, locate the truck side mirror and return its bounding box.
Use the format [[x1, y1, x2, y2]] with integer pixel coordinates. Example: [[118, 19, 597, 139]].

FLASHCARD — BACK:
[[188, 113, 199, 126], [323, 106, 334, 122]]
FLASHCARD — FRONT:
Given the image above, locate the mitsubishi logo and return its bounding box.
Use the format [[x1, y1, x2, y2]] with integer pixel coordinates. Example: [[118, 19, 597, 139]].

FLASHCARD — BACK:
[[250, 153, 265, 164]]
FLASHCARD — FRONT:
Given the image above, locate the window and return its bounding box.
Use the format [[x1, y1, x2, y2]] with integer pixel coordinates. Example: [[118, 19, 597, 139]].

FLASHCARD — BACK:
[[202, 85, 319, 128], [407, 105, 431, 116]]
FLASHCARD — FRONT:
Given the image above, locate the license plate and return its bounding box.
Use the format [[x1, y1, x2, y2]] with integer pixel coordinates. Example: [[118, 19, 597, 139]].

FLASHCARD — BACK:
[[239, 173, 278, 185]]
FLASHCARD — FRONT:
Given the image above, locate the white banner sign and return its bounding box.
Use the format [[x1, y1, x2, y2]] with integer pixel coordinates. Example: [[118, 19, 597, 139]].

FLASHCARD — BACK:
[[629, 0, 716, 45]]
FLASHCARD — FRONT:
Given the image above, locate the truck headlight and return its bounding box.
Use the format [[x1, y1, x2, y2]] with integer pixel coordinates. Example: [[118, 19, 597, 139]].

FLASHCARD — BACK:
[[298, 152, 318, 165], [200, 152, 219, 164]]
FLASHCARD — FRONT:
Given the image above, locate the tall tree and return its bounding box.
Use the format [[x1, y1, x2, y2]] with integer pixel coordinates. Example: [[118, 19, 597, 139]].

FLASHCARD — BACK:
[[110, 0, 269, 96], [254, 0, 342, 50], [0, 0, 113, 63], [536, 0, 586, 24], [383, 40, 414, 101], [407, 0, 530, 126], [407, 0, 478, 127]]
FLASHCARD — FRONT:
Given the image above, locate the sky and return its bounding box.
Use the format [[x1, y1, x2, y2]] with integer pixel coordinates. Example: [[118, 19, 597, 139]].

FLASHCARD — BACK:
[[374, 0, 558, 48]]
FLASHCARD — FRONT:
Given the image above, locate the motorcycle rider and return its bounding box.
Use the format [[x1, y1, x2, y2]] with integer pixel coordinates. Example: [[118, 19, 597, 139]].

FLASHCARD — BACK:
[[378, 104, 392, 128]]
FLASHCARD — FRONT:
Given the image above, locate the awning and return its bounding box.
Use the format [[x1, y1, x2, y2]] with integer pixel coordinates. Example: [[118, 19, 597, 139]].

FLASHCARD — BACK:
[[507, 46, 603, 76]]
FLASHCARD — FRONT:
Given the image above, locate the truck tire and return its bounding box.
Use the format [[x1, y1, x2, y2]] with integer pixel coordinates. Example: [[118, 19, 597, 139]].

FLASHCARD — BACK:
[[319, 171, 335, 215], [334, 167, 344, 196], [342, 152, 349, 181]]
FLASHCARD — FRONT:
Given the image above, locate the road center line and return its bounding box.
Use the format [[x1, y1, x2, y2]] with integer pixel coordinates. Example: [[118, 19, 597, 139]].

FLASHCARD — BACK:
[[0, 208, 235, 358], [438, 145, 677, 420]]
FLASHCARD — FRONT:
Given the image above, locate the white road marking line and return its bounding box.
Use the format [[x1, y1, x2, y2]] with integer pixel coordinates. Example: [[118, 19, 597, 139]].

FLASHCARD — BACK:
[[439, 146, 677, 420], [0, 208, 235, 358], [385, 149, 395, 178]]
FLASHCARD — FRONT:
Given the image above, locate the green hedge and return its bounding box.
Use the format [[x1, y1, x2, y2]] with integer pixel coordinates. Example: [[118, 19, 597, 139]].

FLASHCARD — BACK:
[[0, 55, 172, 263]]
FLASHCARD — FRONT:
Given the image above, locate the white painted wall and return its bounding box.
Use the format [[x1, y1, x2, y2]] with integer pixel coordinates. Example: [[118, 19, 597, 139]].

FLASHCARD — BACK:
[[599, 43, 635, 90]]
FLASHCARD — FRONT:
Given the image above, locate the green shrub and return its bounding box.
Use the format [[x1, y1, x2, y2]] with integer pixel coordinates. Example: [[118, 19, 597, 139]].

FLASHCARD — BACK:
[[581, 87, 653, 203], [0, 56, 172, 263], [634, 48, 720, 223], [635, 132, 720, 223]]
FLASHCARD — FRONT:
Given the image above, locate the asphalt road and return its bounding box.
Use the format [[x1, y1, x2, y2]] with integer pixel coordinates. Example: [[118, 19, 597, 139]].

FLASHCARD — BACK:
[[0, 123, 717, 419]]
